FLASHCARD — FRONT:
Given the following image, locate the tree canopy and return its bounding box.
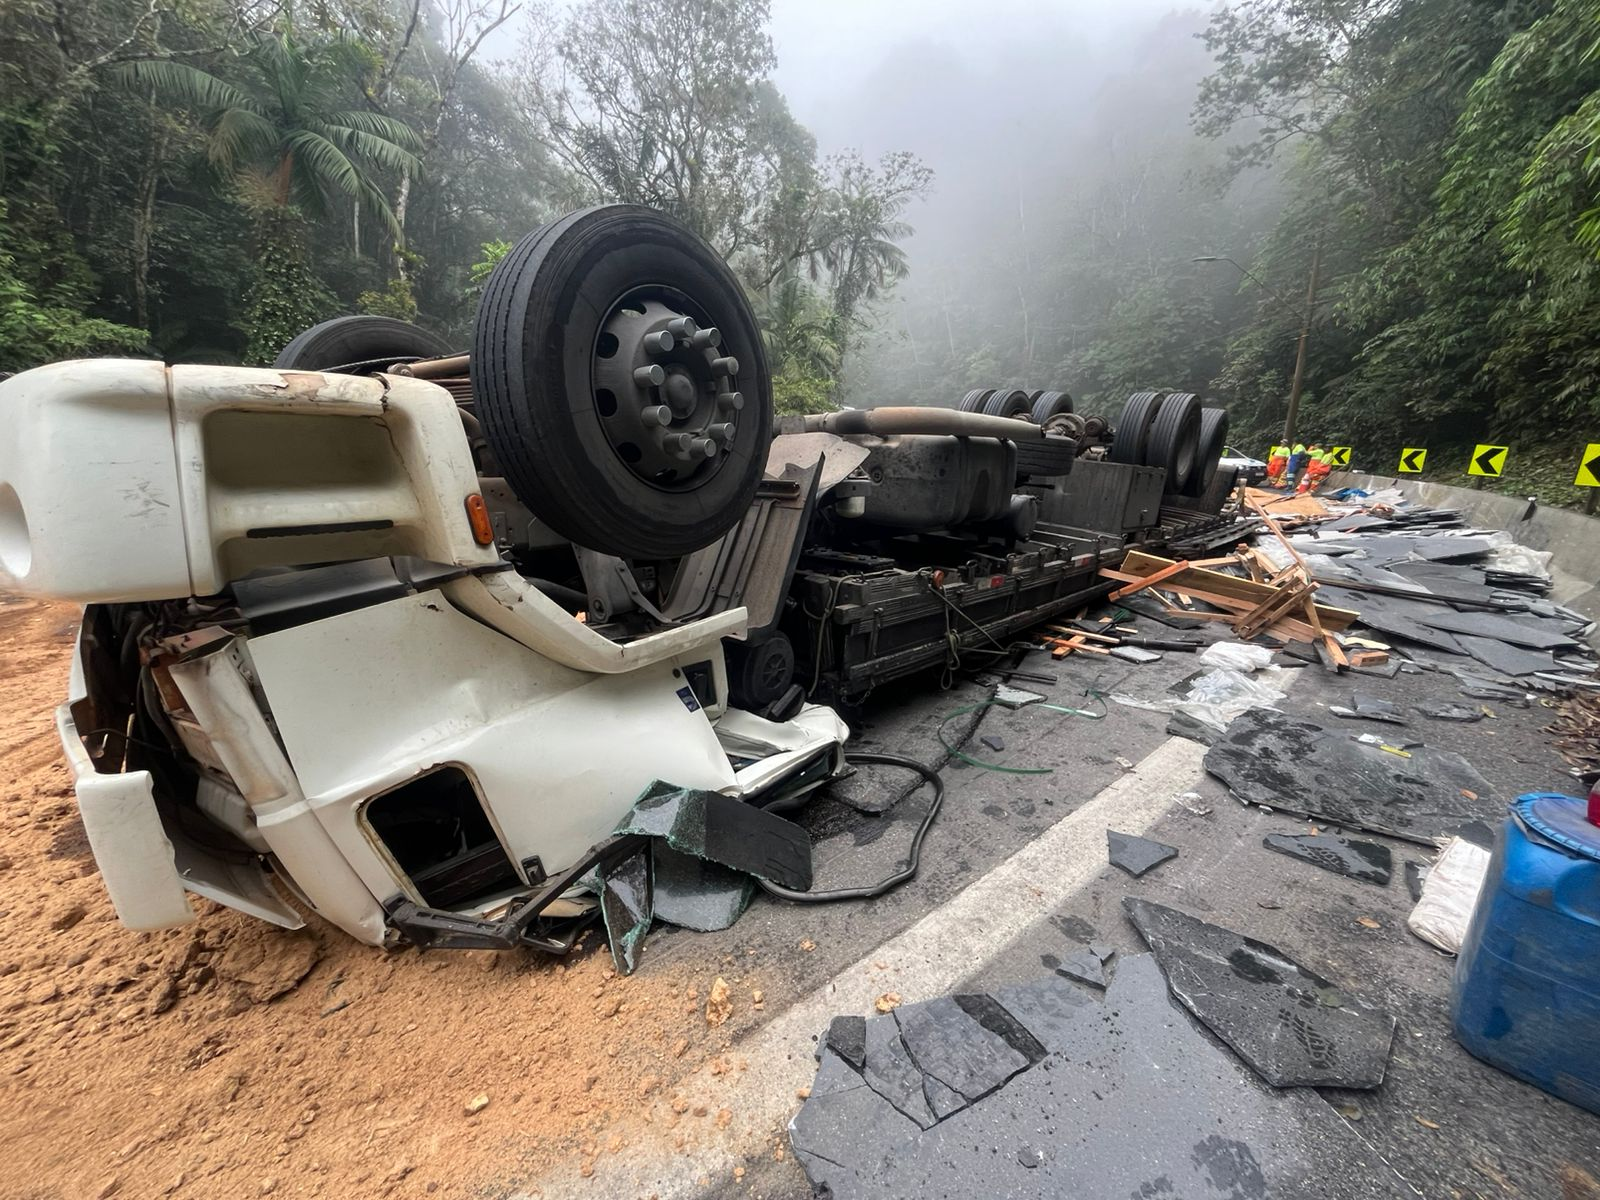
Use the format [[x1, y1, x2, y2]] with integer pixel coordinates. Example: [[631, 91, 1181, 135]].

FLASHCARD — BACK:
[[5, 0, 1599, 460]]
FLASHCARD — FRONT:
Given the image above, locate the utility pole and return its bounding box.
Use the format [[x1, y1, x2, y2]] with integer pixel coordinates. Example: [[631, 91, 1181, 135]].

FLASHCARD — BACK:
[[1282, 239, 1322, 449]]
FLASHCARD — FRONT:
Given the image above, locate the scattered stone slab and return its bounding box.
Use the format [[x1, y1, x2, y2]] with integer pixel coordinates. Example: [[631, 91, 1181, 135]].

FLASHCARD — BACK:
[[789, 956, 1407, 1199], [1262, 833, 1393, 886], [1106, 830, 1178, 877], [1124, 898, 1397, 1089], [1204, 708, 1489, 845], [1417, 701, 1483, 723]]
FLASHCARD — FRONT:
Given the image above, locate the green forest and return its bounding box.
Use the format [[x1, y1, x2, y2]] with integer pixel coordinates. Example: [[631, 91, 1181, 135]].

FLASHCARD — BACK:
[[4, 0, 1600, 488]]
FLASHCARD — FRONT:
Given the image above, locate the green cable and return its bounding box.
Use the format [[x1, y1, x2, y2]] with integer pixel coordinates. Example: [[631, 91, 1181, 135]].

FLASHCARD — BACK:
[[936, 693, 1107, 775]]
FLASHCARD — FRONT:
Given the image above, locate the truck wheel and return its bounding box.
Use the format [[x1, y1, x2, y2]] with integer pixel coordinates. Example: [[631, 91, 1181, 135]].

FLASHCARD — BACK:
[[1144, 391, 1202, 491], [1110, 391, 1163, 464], [959, 389, 995, 413], [983, 388, 1033, 419], [1030, 390, 1074, 428], [727, 632, 796, 709], [474, 205, 772, 560], [273, 315, 452, 372], [1182, 406, 1231, 498]]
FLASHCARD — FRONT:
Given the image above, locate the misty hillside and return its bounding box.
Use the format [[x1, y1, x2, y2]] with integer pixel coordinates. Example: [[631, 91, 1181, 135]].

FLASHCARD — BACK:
[[4, 0, 1598, 474]]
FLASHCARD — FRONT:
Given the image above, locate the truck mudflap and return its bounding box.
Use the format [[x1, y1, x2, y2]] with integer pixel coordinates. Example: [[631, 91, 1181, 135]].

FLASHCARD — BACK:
[[58, 700, 304, 932]]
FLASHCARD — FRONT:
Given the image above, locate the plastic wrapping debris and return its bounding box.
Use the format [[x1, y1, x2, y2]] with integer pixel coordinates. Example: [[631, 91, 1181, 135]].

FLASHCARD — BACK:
[[1199, 641, 1277, 672], [1484, 534, 1553, 582], [1109, 692, 1174, 714], [1330, 693, 1408, 725], [1407, 836, 1492, 954], [1180, 667, 1286, 724]]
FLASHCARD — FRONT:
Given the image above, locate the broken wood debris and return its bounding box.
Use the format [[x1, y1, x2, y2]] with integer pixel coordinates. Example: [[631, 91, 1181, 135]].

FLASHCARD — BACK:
[[1098, 550, 1356, 655]]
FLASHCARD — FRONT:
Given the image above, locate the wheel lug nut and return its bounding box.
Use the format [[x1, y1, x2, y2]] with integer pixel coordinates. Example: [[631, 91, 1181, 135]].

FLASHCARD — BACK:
[[643, 330, 675, 355], [633, 364, 665, 387], [691, 437, 717, 458], [664, 432, 693, 454], [710, 356, 739, 378], [667, 316, 698, 339], [709, 422, 735, 443], [716, 391, 744, 412], [642, 405, 673, 427], [691, 327, 721, 349]]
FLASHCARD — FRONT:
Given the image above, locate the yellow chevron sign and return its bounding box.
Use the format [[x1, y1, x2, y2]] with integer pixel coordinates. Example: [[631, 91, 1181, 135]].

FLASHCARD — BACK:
[[1468, 444, 1508, 478], [1576, 444, 1600, 488], [1327, 446, 1351, 467], [1398, 448, 1426, 473]]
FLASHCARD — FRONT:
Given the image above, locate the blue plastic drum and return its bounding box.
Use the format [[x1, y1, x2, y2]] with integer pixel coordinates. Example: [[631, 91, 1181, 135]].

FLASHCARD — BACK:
[[1452, 792, 1600, 1114]]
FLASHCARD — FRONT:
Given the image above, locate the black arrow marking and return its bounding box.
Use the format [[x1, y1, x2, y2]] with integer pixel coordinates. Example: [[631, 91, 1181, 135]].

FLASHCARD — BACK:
[[1584, 452, 1600, 484], [1474, 446, 1506, 474], [1335, 448, 1350, 465], [1400, 449, 1423, 471]]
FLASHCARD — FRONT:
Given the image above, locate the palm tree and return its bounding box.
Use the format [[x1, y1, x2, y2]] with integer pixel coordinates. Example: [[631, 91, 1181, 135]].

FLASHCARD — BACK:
[[116, 31, 422, 241], [115, 32, 422, 362]]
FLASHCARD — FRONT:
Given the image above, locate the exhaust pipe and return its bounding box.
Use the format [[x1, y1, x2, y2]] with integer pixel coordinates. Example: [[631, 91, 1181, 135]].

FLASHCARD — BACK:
[[802, 407, 1044, 440]]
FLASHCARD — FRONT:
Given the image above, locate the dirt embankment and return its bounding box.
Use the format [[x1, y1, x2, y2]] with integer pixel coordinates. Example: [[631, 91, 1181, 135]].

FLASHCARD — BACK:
[[0, 597, 767, 1200]]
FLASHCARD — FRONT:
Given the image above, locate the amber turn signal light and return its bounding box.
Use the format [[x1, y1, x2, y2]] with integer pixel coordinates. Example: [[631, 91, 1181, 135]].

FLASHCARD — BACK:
[[464, 493, 494, 546]]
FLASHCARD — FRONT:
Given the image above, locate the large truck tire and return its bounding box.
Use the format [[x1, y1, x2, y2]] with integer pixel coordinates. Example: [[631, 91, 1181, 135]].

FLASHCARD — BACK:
[[274, 315, 452, 373], [1182, 406, 1232, 498], [1030, 390, 1074, 428], [1145, 391, 1202, 492], [1110, 391, 1163, 465], [474, 205, 772, 560], [983, 388, 1033, 420]]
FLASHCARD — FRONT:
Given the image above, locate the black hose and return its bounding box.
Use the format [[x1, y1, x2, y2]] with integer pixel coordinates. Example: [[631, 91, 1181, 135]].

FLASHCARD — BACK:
[[756, 751, 945, 904], [526, 578, 588, 611]]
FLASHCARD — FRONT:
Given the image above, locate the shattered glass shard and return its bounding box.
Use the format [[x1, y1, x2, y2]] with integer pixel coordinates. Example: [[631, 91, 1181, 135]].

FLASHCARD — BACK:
[[649, 844, 752, 932], [1262, 833, 1393, 886], [1124, 897, 1396, 1089], [1107, 829, 1179, 877], [614, 781, 813, 889], [597, 850, 653, 976]]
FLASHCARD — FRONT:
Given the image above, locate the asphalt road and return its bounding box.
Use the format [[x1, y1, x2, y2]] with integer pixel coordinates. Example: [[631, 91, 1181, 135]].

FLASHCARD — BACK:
[[503, 635, 1600, 1200]]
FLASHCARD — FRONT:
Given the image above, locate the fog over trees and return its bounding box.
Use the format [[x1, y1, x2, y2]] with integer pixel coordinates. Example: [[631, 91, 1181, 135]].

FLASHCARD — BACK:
[[4, 0, 1598, 454]]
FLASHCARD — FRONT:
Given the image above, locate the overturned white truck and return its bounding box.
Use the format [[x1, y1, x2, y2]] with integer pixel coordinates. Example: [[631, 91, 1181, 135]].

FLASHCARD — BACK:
[[0, 205, 1244, 955]]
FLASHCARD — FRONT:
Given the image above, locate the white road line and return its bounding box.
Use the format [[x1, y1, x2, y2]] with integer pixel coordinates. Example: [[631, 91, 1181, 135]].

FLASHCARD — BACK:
[[519, 734, 1210, 1198]]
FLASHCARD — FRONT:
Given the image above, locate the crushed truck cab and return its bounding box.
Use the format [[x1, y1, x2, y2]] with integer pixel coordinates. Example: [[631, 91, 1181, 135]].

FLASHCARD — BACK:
[[1, 205, 1244, 958], [0, 357, 846, 950]]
